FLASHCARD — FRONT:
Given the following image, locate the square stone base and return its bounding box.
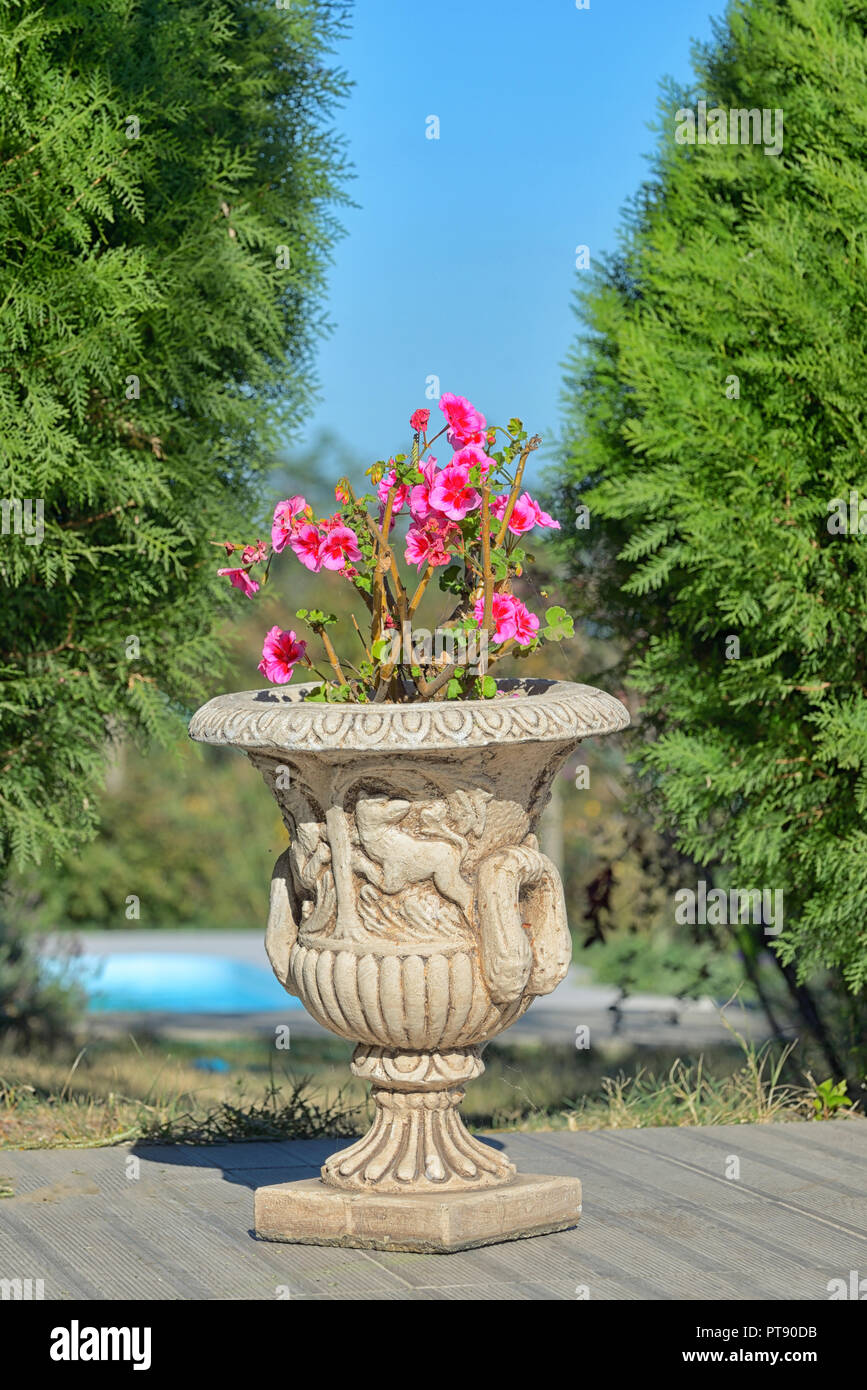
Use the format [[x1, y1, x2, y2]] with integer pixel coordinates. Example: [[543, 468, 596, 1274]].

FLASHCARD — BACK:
[[254, 1173, 582, 1253]]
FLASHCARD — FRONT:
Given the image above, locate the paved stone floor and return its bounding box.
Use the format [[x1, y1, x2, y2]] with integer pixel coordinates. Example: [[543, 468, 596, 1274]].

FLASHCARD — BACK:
[[1, 1121, 865, 1300]]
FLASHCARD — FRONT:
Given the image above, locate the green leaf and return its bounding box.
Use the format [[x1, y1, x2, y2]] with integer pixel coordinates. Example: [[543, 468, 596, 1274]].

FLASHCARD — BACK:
[[300, 609, 337, 627], [438, 564, 465, 595], [371, 636, 393, 662], [326, 683, 353, 703], [540, 606, 574, 642]]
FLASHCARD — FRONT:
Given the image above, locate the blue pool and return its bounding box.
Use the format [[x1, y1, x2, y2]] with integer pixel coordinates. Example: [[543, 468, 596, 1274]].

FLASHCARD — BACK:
[[41, 951, 301, 1013]]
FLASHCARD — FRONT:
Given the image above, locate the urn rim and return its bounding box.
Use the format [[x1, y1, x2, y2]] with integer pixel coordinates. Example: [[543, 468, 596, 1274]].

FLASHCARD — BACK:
[[188, 677, 629, 754]]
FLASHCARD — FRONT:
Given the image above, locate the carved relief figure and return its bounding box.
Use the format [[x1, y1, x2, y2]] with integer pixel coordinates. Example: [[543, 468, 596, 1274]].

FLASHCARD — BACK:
[[352, 795, 474, 916]]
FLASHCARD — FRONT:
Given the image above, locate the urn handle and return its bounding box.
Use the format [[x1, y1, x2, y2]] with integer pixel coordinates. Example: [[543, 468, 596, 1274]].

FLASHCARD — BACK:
[[265, 847, 300, 991], [475, 845, 572, 1005]]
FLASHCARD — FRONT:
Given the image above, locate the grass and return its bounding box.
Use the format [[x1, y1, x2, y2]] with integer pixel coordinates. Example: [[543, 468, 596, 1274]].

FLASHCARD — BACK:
[[559, 1047, 804, 1131], [0, 1025, 860, 1152], [0, 1035, 361, 1150]]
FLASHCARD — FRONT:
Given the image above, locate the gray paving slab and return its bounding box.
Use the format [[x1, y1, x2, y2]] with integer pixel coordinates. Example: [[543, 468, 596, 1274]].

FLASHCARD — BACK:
[[0, 1121, 863, 1300]]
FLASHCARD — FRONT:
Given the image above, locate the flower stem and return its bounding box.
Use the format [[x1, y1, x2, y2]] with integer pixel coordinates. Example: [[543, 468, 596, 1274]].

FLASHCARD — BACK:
[[481, 487, 494, 634], [420, 424, 449, 457], [415, 661, 458, 702], [317, 627, 347, 685], [351, 613, 372, 661], [407, 562, 435, 619]]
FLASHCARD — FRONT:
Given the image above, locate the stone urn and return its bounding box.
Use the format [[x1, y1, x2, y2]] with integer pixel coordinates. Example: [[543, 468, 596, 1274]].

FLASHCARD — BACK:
[[189, 677, 628, 1252]]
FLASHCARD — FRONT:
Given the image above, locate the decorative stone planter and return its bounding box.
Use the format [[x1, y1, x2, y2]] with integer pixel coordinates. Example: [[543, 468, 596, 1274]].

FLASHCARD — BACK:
[[190, 677, 628, 1251]]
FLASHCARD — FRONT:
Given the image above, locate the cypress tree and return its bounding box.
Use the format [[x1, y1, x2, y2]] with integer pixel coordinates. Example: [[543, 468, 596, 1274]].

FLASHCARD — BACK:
[[558, 0, 867, 1070], [0, 0, 351, 869]]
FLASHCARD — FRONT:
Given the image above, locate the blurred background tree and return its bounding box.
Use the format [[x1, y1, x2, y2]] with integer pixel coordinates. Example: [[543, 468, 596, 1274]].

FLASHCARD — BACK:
[[553, 0, 867, 1083]]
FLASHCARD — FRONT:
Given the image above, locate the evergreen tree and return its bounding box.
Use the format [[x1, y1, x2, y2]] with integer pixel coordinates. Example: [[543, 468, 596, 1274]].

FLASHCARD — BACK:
[[3, 434, 367, 934], [557, 0, 867, 1069], [0, 0, 351, 870]]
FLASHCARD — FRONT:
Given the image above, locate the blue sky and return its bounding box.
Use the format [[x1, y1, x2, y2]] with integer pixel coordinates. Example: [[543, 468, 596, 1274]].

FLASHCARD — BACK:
[[303, 0, 723, 483]]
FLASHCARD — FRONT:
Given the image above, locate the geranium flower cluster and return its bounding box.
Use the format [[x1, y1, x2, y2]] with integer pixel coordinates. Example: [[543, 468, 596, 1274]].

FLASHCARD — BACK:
[[215, 394, 571, 701]]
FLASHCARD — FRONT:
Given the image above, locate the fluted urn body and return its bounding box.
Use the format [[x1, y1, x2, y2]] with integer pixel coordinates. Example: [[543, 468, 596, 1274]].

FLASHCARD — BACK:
[[190, 679, 629, 1205]]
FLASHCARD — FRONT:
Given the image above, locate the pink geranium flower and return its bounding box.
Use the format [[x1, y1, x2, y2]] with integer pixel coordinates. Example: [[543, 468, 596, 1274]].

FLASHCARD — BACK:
[[318, 522, 361, 571], [410, 408, 430, 433], [241, 540, 268, 564], [439, 392, 487, 449], [377, 465, 410, 516], [258, 626, 307, 684], [272, 496, 308, 552], [450, 443, 490, 477], [290, 522, 324, 571], [429, 463, 481, 521], [531, 499, 560, 529], [409, 458, 439, 522], [473, 591, 517, 644], [511, 600, 541, 645], [490, 492, 536, 535], [489, 492, 561, 535], [218, 566, 260, 598], [473, 592, 539, 646], [404, 519, 459, 572]]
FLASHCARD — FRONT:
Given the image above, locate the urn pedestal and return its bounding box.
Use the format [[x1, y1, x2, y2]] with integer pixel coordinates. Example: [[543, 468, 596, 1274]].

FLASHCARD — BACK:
[[190, 678, 629, 1252]]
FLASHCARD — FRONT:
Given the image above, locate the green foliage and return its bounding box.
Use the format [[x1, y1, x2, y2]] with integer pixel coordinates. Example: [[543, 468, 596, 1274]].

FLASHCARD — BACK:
[[560, 1038, 808, 1131], [557, 0, 867, 994], [8, 734, 287, 930], [810, 1077, 851, 1120], [296, 610, 338, 627], [540, 605, 574, 642], [0, 917, 85, 1049], [303, 681, 354, 703], [584, 931, 754, 1003], [0, 0, 351, 872]]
